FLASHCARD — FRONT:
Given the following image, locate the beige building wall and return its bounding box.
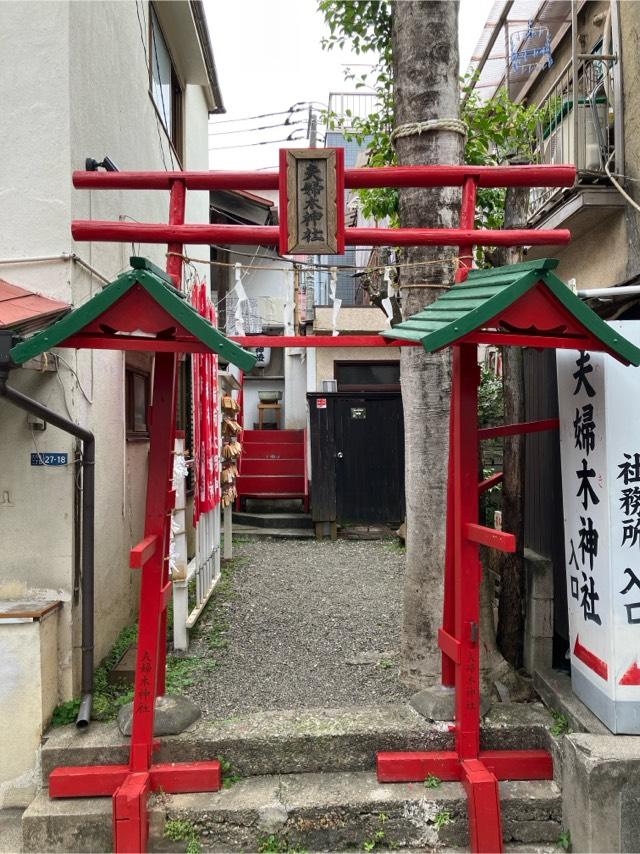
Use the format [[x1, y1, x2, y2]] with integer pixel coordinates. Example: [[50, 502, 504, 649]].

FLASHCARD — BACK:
[[312, 305, 400, 388], [0, 0, 214, 712]]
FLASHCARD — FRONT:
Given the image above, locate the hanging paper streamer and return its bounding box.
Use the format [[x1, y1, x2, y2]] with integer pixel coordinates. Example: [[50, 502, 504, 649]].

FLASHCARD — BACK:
[[283, 269, 295, 335], [381, 297, 394, 327], [172, 454, 188, 489], [384, 266, 397, 299], [234, 262, 247, 336], [329, 266, 341, 337]]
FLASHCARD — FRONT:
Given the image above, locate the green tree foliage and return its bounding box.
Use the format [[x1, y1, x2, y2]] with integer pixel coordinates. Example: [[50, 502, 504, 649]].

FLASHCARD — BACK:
[[318, 1, 540, 233]]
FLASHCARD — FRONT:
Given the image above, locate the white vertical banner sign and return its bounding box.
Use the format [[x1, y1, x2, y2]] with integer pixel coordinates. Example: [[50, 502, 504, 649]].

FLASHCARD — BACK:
[[558, 321, 640, 732]]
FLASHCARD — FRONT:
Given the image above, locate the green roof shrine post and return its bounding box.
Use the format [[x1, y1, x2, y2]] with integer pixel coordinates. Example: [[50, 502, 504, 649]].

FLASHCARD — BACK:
[[376, 258, 640, 852], [10, 255, 255, 853]]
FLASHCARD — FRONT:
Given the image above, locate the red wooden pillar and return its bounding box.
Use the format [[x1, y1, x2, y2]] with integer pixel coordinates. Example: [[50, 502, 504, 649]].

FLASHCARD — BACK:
[[442, 176, 478, 687], [157, 178, 186, 696], [113, 179, 185, 851], [452, 342, 502, 852]]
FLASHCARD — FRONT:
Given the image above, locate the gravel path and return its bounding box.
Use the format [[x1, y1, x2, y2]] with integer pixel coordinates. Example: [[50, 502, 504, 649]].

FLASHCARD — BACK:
[[184, 538, 412, 719]]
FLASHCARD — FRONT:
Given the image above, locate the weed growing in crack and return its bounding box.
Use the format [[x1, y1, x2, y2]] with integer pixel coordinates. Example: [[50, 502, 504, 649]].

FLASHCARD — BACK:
[[362, 812, 388, 851], [216, 756, 241, 789], [424, 773, 442, 789], [257, 835, 307, 854], [550, 710, 571, 737], [433, 809, 453, 831], [558, 829, 572, 851], [164, 818, 201, 854]]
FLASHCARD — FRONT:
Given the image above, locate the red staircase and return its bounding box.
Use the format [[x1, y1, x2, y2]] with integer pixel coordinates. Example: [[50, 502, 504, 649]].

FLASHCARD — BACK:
[[237, 429, 308, 509]]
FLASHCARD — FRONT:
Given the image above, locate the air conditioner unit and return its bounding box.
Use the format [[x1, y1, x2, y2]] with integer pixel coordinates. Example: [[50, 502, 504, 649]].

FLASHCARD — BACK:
[[542, 98, 608, 171]]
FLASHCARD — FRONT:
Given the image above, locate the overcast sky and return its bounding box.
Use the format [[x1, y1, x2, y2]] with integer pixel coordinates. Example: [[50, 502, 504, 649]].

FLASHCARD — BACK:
[[204, 0, 493, 171]]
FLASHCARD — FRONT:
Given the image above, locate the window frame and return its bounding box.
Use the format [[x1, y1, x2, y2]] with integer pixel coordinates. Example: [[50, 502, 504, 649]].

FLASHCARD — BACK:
[[148, 4, 184, 164], [126, 367, 151, 441], [334, 360, 401, 393]]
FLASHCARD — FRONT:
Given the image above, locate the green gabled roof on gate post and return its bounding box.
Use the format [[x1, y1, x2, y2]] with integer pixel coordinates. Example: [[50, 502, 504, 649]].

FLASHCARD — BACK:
[[10, 257, 257, 372], [381, 258, 640, 366]]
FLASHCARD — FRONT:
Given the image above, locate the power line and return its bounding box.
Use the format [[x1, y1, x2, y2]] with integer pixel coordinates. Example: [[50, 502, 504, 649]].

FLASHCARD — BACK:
[[209, 130, 306, 151], [209, 119, 306, 137], [208, 106, 309, 126]]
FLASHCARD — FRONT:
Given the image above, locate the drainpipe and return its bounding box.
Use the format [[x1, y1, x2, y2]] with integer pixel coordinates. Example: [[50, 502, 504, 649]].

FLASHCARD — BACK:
[[0, 336, 95, 728]]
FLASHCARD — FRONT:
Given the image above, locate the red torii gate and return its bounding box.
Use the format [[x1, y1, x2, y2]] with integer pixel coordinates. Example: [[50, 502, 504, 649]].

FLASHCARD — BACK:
[[53, 156, 576, 853]]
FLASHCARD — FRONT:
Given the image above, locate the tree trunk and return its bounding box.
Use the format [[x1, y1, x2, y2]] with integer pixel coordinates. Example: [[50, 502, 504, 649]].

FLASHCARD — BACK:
[[393, 1, 464, 688], [494, 170, 529, 670]]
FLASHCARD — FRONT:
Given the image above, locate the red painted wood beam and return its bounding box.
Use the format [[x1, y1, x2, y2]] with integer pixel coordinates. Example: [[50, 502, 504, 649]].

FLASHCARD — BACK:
[[377, 752, 461, 783], [438, 628, 462, 664], [71, 220, 571, 248], [465, 523, 516, 553], [377, 750, 554, 784], [49, 760, 222, 798], [461, 759, 503, 853], [478, 471, 504, 494], [49, 765, 129, 798], [463, 331, 592, 349], [230, 335, 416, 348], [478, 418, 559, 440], [129, 535, 159, 569], [62, 335, 218, 353], [72, 164, 576, 191], [150, 761, 222, 793], [480, 750, 553, 780]]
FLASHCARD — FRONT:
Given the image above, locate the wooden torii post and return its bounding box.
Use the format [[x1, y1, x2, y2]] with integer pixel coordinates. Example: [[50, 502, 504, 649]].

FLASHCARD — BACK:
[[8, 154, 583, 852]]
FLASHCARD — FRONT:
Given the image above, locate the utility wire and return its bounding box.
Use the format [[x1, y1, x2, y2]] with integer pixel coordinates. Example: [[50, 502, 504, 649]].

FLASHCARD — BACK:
[[208, 106, 309, 126], [209, 130, 306, 151], [209, 119, 306, 136]]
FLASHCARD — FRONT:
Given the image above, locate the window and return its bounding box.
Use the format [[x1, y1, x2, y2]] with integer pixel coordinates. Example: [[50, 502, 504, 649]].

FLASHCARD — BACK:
[[150, 7, 183, 161], [126, 368, 151, 439], [334, 361, 400, 392]]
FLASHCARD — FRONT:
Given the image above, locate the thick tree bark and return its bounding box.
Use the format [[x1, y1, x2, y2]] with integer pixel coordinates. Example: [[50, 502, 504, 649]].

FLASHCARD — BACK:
[[393, 2, 464, 688], [494, 172, 529, 670]]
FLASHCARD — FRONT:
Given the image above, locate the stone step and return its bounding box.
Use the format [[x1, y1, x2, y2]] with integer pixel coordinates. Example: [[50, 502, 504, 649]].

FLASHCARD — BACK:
[[231, 524, 316, 539], [232, 511, 313, 529], [22, 771, 562, 853], [40, 703, 557, 787]]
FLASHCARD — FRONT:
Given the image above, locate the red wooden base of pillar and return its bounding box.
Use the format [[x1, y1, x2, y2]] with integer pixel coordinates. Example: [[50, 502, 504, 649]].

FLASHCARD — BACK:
[[50, 761, 221, 851], [376, 750, 552, 853]]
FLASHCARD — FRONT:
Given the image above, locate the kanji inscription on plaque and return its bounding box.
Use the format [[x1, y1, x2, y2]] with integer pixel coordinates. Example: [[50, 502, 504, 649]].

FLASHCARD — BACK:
[[279, 148, 344, 255]]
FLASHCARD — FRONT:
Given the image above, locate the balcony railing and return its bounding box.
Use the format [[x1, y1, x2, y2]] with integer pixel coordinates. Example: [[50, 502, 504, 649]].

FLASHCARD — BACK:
[[529, 50, 618, 219]]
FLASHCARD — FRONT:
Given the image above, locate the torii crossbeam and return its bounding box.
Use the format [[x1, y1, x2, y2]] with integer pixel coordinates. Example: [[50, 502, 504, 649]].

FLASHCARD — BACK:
[[14, 153, 589, 852]]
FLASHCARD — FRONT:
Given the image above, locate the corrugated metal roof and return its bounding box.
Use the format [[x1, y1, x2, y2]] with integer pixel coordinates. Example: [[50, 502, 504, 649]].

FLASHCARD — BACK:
[[466, 0, 574, 103], [0, 279, 69, 335]]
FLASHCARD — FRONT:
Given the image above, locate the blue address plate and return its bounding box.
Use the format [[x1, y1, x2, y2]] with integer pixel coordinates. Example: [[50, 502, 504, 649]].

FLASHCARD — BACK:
[[31, 453, 68, 466]]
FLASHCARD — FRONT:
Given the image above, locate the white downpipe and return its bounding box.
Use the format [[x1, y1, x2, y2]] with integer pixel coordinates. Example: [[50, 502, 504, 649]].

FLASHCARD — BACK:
[[577, 285, 640, 299]]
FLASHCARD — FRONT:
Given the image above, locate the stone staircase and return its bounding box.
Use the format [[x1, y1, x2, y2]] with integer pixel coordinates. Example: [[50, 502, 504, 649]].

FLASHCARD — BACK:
[[23, 703, 563, 852]]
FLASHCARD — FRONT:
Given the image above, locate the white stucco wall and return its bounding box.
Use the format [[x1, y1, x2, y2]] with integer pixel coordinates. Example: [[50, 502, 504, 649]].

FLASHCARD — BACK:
[[0, 0, 213, 717]]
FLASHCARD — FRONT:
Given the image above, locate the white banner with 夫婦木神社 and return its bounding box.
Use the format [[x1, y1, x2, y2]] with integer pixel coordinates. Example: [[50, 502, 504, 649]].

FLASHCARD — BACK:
[[558, 321, 640, 733]]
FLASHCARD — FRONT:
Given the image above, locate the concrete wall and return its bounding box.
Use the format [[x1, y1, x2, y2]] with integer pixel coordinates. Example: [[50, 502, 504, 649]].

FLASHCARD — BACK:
[[0, 0, 212, 717], [0, 607, 60, 808]]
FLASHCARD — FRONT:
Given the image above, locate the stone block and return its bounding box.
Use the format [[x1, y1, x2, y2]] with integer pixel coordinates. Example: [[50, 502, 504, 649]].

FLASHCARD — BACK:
[[524, 549, 555, 601], [562, 732, 640, 852]]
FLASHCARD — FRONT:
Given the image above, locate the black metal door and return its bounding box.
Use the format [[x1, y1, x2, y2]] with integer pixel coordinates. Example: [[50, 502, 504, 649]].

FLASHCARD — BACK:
[[334, 394, 404, 524]]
